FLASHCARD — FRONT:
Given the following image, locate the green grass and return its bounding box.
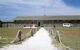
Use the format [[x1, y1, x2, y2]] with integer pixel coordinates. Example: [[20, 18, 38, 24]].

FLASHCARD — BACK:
[[55, 27, 80, 50], [0, 28, 36, 48]]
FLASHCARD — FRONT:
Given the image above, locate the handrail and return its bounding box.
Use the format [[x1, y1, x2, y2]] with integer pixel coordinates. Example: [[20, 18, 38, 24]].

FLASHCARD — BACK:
[[10, 27, 36, 44]]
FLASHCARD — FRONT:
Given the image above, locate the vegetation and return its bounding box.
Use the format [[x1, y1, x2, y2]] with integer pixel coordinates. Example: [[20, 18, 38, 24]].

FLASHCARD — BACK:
[[0, 28, 36, 48], [55, 27, 80, 50], [0, 27, 80, 50]]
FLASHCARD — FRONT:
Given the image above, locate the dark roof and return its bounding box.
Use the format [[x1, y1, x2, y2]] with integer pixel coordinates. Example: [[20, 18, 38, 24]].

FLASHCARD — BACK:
[[14, 16, 80, 20]]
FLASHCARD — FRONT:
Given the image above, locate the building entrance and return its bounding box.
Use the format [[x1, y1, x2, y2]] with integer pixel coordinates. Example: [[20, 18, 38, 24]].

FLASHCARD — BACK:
[[37, 21, 43, 27]]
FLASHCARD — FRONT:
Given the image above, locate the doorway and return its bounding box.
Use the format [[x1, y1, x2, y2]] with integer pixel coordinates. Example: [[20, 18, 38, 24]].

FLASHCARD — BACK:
[[37, 20, 43, 27]]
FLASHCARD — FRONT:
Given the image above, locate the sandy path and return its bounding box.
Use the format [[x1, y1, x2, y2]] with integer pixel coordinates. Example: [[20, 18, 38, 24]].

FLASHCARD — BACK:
[[0, 27, 59, 50]]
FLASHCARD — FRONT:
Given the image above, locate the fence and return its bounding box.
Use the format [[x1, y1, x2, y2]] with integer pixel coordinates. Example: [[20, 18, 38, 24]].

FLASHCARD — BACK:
[[10, 28, 37, 44], [55, 30, 73, 50]]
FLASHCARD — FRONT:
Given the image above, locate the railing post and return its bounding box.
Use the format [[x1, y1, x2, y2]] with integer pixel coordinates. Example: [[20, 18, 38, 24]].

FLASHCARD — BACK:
[[56, 31, 62, 44]]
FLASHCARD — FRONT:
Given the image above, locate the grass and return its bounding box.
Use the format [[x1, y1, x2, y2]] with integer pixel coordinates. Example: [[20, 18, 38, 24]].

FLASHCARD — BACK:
[[0, 28, 36, 48], [1, 27, 80, 50], [54, 27, 80, 50]]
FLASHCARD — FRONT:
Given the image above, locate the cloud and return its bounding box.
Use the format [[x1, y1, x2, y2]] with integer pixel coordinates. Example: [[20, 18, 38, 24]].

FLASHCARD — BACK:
[[46, 0, 80, 15], [0, 0, 80, 20], [0, 0, 53, 7]]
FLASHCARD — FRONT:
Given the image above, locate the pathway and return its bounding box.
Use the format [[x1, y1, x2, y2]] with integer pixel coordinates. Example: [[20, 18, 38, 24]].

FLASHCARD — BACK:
[[0, 27, 60, 50]]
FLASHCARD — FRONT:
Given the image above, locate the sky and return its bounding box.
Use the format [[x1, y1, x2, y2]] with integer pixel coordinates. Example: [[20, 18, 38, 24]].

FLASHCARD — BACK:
[[0, 0, 80, 20]]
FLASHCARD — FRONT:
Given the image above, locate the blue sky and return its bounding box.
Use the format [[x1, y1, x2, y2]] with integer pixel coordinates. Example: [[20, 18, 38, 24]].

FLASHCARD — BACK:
[[63, 0, 80, 8], [0, 0, 80, 20]]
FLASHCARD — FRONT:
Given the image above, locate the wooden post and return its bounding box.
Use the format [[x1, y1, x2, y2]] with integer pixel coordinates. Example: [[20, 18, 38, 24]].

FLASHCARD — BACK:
[[0, 33, 2, 40], [56, 31, 62, 44], [17, 30, 22, 41], [10, 30, 22, 43]]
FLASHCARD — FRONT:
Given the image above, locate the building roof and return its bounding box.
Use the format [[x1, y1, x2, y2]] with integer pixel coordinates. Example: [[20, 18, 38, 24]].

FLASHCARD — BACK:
[[14, 16, 80, 20]]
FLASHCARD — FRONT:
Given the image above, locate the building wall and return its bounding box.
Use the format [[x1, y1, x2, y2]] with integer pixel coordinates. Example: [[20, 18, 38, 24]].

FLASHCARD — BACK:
[[2, 22, 14, 28], [1, 20, 80, 28], [14, 20, 80, 27]]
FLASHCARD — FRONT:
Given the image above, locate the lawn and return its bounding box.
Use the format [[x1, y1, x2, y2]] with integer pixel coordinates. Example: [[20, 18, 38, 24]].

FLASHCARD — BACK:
[[54, 27, 80, 50], [0, 28, 36, 48]]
